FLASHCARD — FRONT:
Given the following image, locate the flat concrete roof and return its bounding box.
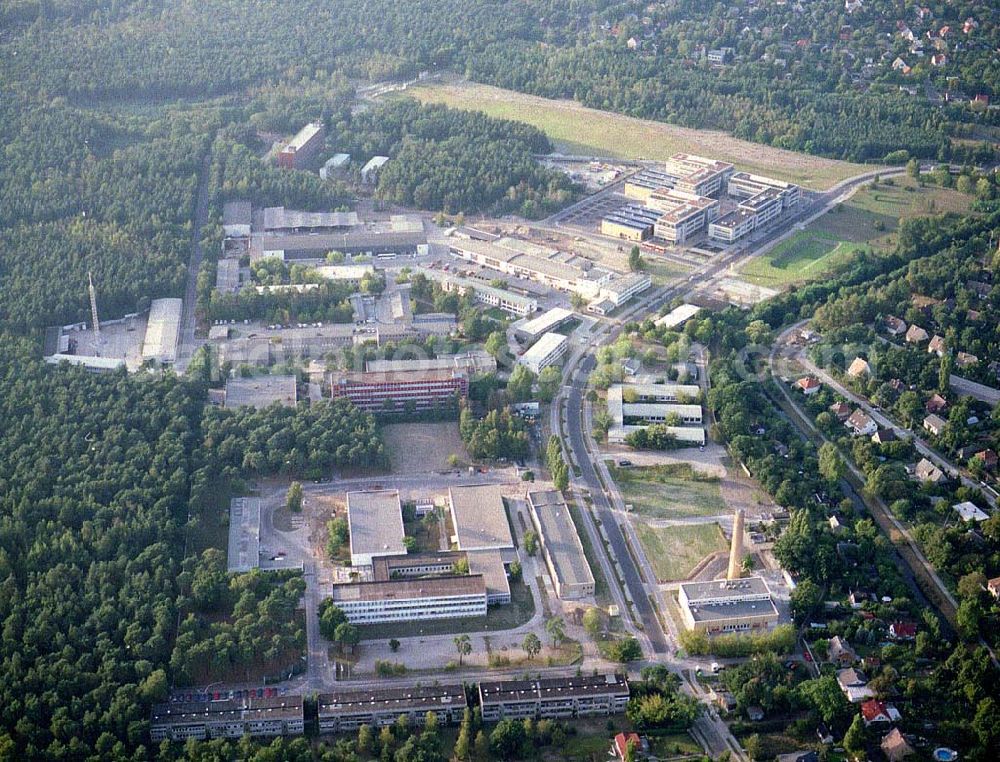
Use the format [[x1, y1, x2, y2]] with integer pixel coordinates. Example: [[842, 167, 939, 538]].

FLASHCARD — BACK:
[[152, 695, 303, 726], [654, 303, 701, 329], [142, 298, 182, 363], [466, 549, 511, 601], [519, 332, 568, 366], [518, 307, 575, 338], [347, 490, 406, 561], [526, 491, 595, 592], [680, 577, 772, 603], [223, 200, 252, 226], [263, 207, 360, 230], [479, 673, 629, 704], [331, 574, 485, 603], [366, 352, 496, 375], [225, 375, 297, 409], [685, 597, 780, 623], [449, 485, 513, 552], [227, 497, 261, 573], [318, 684, 466, 715]]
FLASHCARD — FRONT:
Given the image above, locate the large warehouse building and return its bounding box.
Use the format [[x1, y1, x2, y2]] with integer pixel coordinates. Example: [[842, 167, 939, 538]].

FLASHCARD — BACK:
[[346, 490, 407, 568], [224, 375, 297, 409], [448, 485, 515, 556], [142, 298, 183, 365], [526, 491, 595, 600]]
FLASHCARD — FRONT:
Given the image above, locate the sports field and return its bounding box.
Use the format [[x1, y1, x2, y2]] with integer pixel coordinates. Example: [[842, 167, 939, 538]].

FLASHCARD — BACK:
[[739, 177, 974, 287], [631, 520, 727, 582], [403, 80, 869, 190], [610, 463, 727, 519]]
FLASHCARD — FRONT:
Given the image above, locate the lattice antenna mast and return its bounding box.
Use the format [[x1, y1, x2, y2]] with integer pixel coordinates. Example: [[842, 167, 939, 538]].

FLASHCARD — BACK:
[[88, 271, 102, 340]]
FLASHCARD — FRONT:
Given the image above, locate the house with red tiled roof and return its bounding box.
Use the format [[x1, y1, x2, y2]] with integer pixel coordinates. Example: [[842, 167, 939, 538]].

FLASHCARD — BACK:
[[830, 402, 851, 420], [889, 621, 917, 640], [881, 728, 914, 761], [883, 315, 907, 336], [613, 732, 642, 760], [861, 699, 901, 725], [925, 393, 948, 414], [796, 377, 822, 395], [905, 324, 929, 344], [928, 335, 947, 356]]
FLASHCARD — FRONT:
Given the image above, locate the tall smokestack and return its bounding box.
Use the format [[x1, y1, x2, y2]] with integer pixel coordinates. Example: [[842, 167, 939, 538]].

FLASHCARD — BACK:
[[727, 509, 745, 581], [88, 271, 102, 340]]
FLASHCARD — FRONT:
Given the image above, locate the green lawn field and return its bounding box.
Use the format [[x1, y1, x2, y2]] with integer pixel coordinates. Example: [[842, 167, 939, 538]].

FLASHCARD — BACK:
[[403, 80, 869, 190], [739, 177, 974, 287], [631, 520, 727, 582], [610, 463, 727, 518]]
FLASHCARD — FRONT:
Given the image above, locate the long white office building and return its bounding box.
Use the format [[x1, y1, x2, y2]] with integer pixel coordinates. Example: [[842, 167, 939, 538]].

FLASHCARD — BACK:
[[518, 332, 569, 374], [607, 384, 705, 445], [416, 267, 538, 316], [330, 575, 488, 624], [517, 307, 575, 341], [727, 172, 801, 208]]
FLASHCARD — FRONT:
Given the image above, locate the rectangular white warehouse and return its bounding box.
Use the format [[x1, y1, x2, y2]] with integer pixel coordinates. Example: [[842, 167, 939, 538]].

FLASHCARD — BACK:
[[518, 332, 569, 375], [526, 491, 596, 600], [347, 490, 407, 567], [142, 298, 183, 364], [448, 485, 514, 555]]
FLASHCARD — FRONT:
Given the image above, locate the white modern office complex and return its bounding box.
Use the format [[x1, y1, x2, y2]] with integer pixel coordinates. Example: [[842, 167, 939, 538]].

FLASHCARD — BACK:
[[415, 266, 538, 316], [330, 574, 488, 624], [516, 307, 576, 341]]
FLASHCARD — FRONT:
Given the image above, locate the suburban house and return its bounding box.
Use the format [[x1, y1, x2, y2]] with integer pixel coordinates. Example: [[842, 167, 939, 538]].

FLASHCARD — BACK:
[[923, 414, 948, 436], [846, 409, 878, 436], [972, 449, 997, 470], [861, 699, 901, 726], [796, 376, 822, 395], [881, 728, 915, 761], [888, 621, 917, 641], [987, 577, 1000, 600], [883, 315, 907, 336], [828, 636, 856, 666], [847, 357, 872, 377], [928, 335, 947, 357], [905, 325, 929, 344], [836, 668, 874, 703], [956, 351, 979, 368], [871, 429, 897, 445], [612, 732, 643, 760], [830, 401, 852, 420], [953, 501, 989, 522], [925, 393, 949, 414], [914, 458, 947, 484]]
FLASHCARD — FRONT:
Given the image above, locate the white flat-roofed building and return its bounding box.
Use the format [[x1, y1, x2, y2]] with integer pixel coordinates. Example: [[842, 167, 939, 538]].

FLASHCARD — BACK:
[[526, 491, 595, 600], [728, 172, 801, 208], [654, 303, 701, 329], [317, 684, 467, 733], [319, 153, 351, 180], [478, 673, 630, 722], [227, 497, 261, 573], [215, 258, 241, 293], [347, 490, 406, 567], [150, 695, 304, 742], [738, 188, 784, 227], [663, 154, 735, 197], [263, 207, 360, 232], [466, 549, 511, 604], [517, 307, 575, 341], [647, 189, 720, 244], [709, 208, 758, 242], [448, 237, 602, 300], [224, 375, 297, 409], [678, 577, 779, 635], [366, 351, 496, 376], [313, 264, 375, 285], [223, 200, 252, 238], [415, 266, 538, 316], [448, 484, 514, 555], [361, 156, 390, 183], [518, 332, 569, 374], [330, 575, 487, 624], [607, 384, 705, 445], [953, 501, 989, 522], [600, 272, 652, 306], [600, 204, 661, 241], [142, 298, 183, 364]]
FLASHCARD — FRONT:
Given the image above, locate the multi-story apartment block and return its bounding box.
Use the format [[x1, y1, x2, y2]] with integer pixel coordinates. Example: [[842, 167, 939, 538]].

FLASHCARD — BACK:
[[150, 696, 304, 742], [478, 674, 630, 722], [317, 684, 468, 733], [277, 123, 326, 170], [330, 368, 468, 412]]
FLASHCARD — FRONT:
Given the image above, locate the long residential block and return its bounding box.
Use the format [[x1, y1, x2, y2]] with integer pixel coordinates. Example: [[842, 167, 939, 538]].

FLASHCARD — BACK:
[[478, 673, 630, 722], [317, 684, 468, 733], [150, 696, 304, 742]]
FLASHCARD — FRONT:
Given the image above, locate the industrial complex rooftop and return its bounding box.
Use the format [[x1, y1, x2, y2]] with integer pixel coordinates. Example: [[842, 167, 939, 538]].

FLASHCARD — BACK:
[[141, 298, 183, 364], [365, 351, 496, 375], [347, 490, 407, 566], [448, 485, 514, 553], [263, 207, 360, 231], [227, 497, 261, 573], [224, 375, 298, 409], [527, 491, 595, 597]]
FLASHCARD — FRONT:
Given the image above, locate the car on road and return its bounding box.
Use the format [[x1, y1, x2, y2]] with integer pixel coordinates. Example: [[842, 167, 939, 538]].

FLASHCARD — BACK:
[[803, 651, 812, 662]]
